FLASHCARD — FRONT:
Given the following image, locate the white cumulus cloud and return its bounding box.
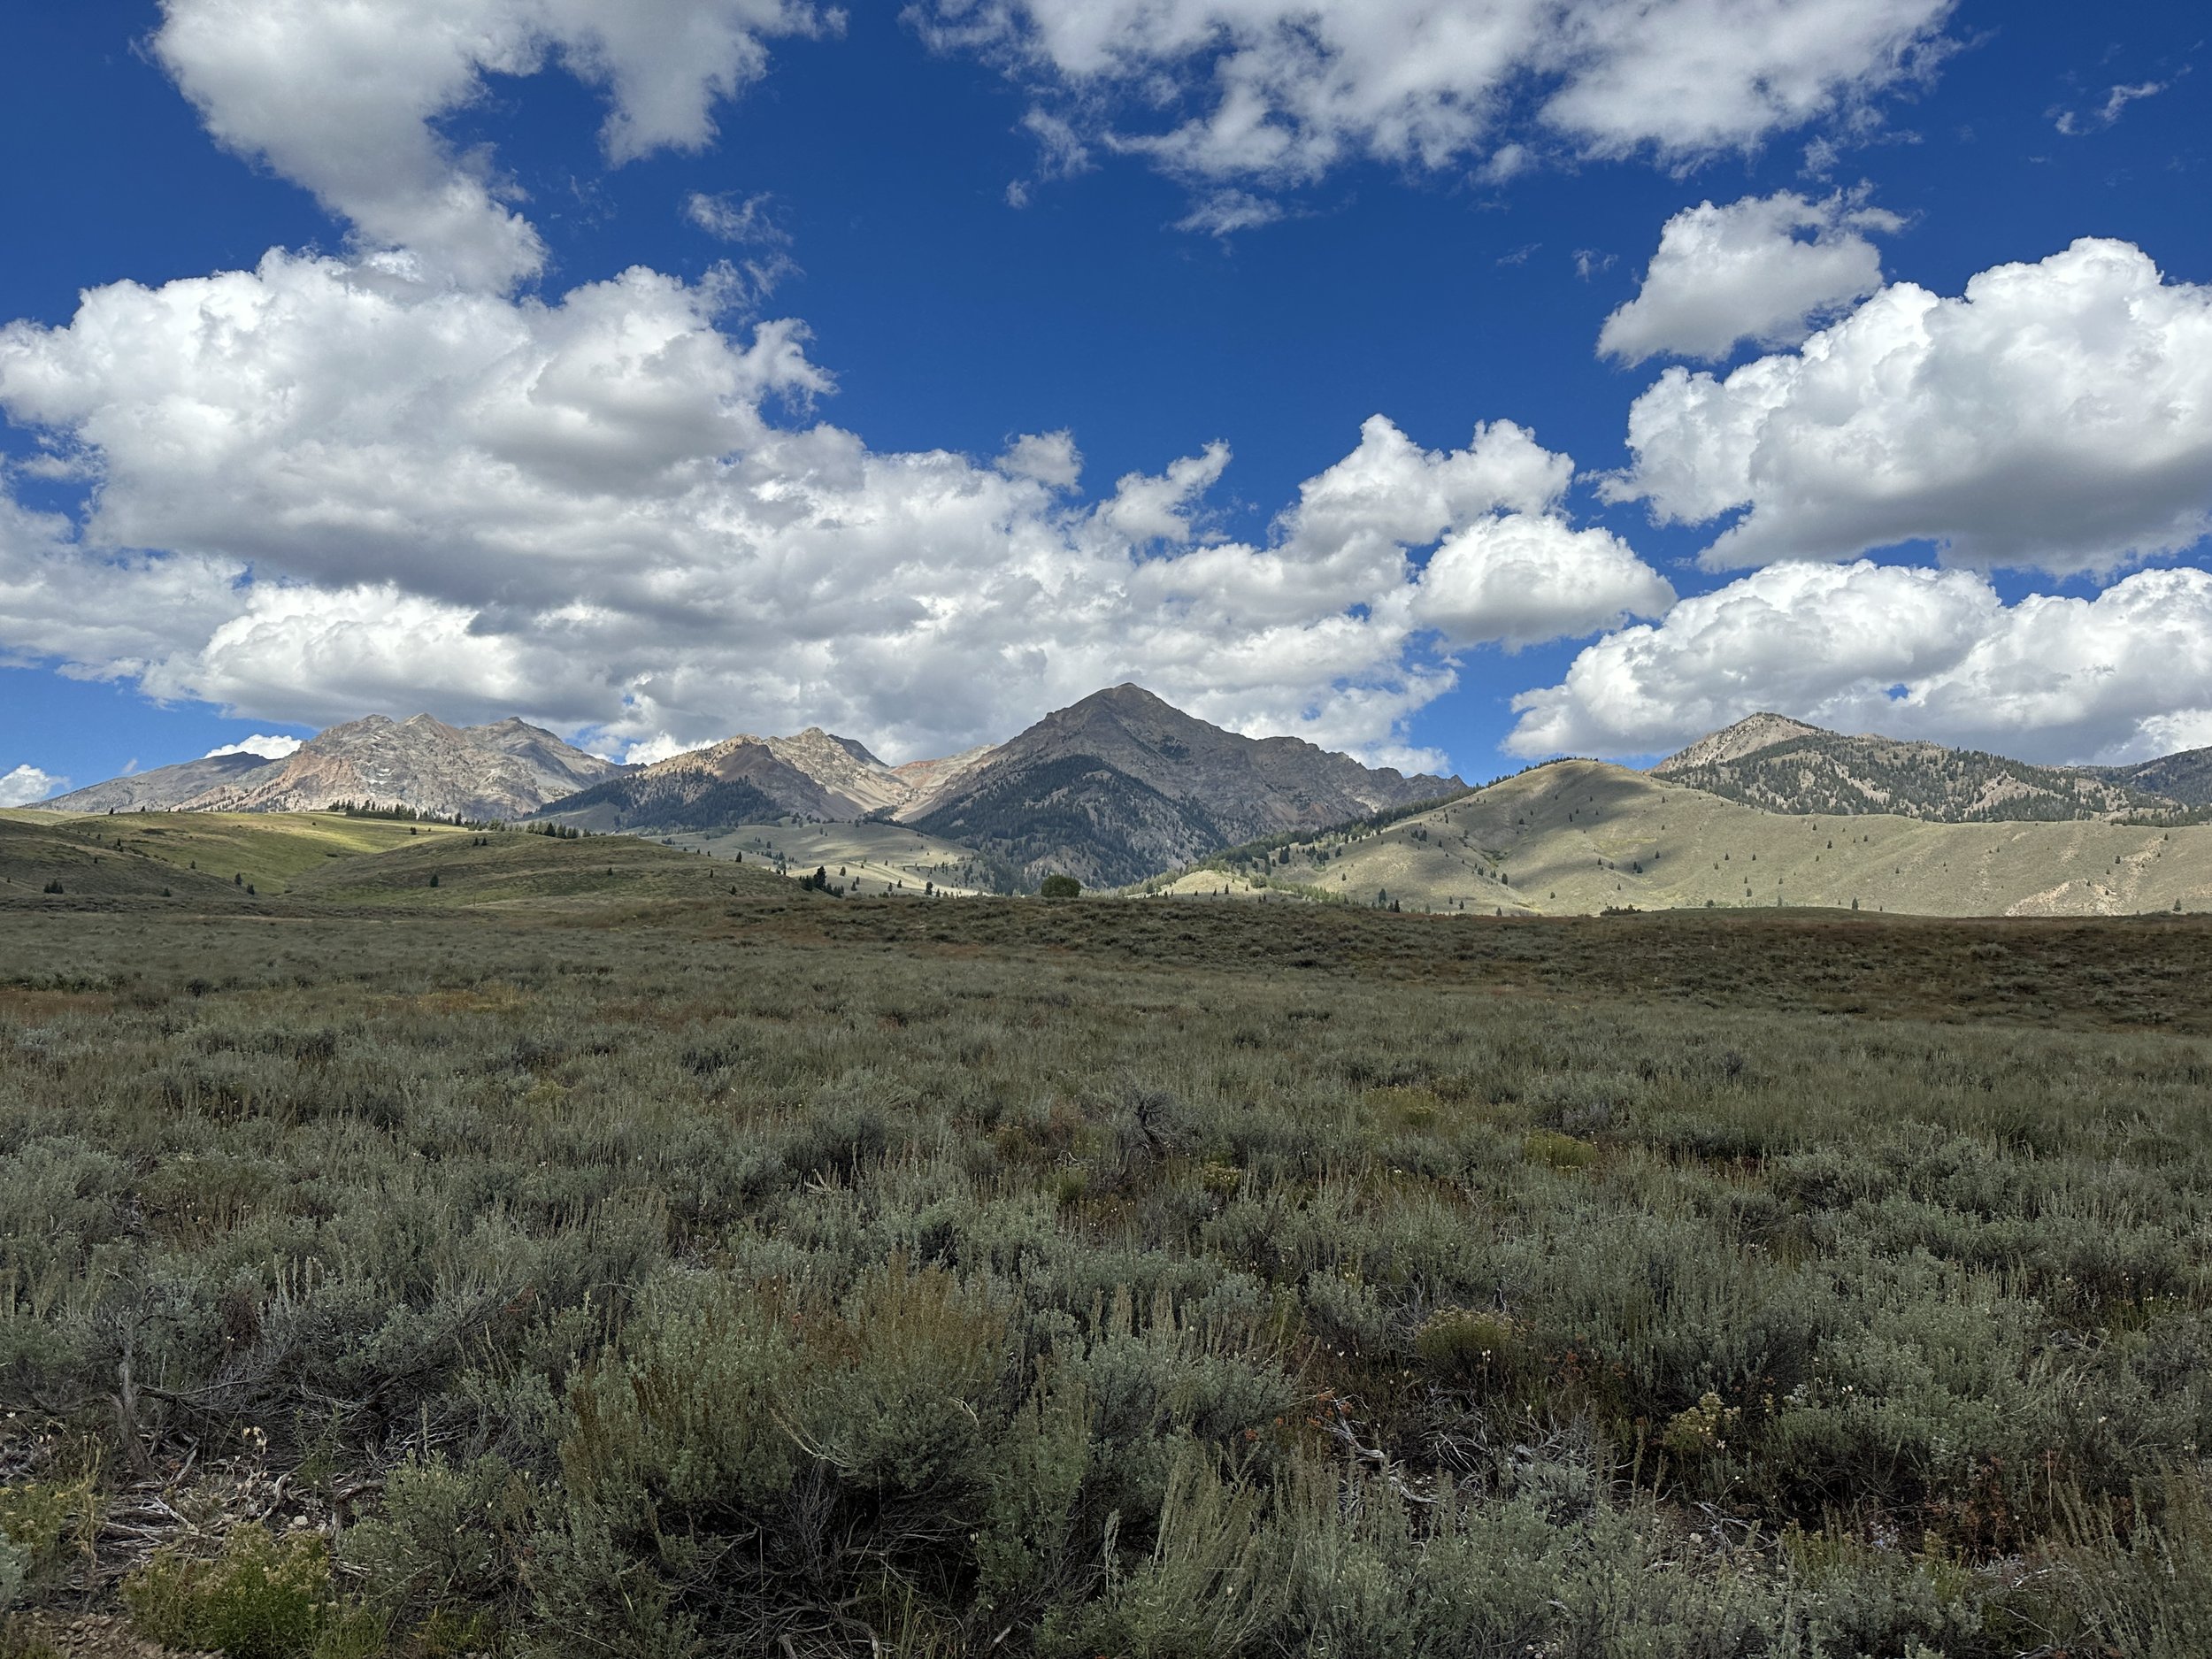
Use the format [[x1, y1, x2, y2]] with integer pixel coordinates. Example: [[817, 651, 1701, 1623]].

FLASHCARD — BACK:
[[0, 250, 1663, 768], [204, 734, 304, 759], [1599, 190, 1900, 365], [153, 0, 834, 287], [995, 430, 1082, 490], [1506, 559, 2212, 765], [1417, 517, 1675, 650], [0, 765, 65, 807], [1609, 238, 2212, 575], [917, 0, 1955, 211]]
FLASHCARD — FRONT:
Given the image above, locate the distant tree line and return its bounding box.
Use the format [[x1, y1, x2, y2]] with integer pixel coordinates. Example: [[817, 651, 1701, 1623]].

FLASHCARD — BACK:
[[334, 802, 506, 830]]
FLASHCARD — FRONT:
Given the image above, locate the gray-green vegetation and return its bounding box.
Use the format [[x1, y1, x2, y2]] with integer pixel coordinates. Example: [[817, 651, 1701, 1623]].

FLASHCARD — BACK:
[[3, 878, 2210, 1655]]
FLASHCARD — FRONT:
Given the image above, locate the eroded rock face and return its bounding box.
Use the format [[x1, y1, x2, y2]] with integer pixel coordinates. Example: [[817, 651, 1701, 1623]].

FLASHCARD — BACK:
[[35, 751, 276, 815], [891, 745, 997, 818], [177, 715, 625, 819]]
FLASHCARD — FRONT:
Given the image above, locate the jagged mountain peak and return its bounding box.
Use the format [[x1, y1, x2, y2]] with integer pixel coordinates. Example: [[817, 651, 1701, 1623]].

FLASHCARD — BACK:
[[1046, 683, 1191, 731], [907, 686, 1463, 888], [529, 686, 1463, 887], [1071, 681, 1171, 711], [776, 726, 893, 772]]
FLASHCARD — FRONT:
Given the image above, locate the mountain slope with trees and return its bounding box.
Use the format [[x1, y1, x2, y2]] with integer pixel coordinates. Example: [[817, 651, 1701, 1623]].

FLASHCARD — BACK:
[[1166, 757, 2212, 917], [1653, 715, 2180, 822]]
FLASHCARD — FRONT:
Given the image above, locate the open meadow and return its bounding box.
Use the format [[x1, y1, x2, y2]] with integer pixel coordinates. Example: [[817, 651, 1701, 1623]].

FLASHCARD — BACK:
[[4, 849, 2212, 1656]]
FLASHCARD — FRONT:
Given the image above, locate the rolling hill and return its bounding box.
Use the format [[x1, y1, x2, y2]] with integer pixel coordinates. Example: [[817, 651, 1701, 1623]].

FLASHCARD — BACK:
[[0, 810, 263, 904], [1165, 758, 2212, 918], [0, 807, 485, 903], [648, 818, 995, 895], [284, 823, 792, 910], [0, 806, 796, 911]]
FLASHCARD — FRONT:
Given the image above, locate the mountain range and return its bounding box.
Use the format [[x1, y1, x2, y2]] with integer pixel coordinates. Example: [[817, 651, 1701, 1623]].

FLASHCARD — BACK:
[[1170, 753, 2212, 918], [31, 688, 1458, 891], [29, 695, 2212, 903], [37, 715, 624, 822], [536, 726, 995, 832], [532, 686, 1462, 888], [899, 685, 1461, 887], [1653, 714, 2210, 821]]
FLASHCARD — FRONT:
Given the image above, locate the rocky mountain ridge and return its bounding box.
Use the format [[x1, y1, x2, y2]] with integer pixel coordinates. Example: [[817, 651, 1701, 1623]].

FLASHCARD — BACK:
[[34, 750, 273, 816], [1653, 714, 2194, 823], [2079, 748, 2212, 810], [38, 716, 623, 821], [532, 685, 1460, 887], [538, 726, 1001, 833], [904, 685, 1463, 888]]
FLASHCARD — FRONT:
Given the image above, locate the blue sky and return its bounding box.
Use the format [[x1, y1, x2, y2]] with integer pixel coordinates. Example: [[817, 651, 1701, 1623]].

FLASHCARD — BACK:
[[1, 0, 2208, 802]]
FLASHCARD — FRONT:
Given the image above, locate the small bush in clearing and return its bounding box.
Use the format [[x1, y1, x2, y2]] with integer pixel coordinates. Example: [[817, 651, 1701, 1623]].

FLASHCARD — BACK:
[[1415, 1308, 1528, 1388], [122, 1525, 334, 1659], [1524, 1128, 1598, 1170]]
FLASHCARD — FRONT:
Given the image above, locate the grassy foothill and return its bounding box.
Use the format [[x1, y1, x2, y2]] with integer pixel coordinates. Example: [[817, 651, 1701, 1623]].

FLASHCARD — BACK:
[[2, 879, 2209, 1656], [1172, 759, 2212, 918]]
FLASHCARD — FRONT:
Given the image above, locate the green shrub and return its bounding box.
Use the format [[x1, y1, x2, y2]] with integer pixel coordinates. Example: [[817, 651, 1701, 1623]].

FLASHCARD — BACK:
[[1037, 1450, 1288, 1659], [2039, 1471, 2212, 1658], [1413, 1307, 1529, 1390], [1523, 1127, 1598, 1170], [340, 1454, 530, 1635], [0, 1613, 62, 1659], [1778, 1527, 1987, 1657], [1039, 874, 1081, 899], [123, 1525, 334, 1659], [0, 1482, 96, 1596], [1661, 1390, 1741, 1457], [1197, 1160, 1242, 1198]]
